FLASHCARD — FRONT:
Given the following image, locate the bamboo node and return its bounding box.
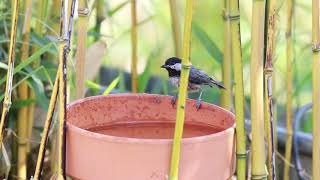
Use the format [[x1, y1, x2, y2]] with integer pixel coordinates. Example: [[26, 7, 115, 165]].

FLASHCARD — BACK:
[[181, 64, 192, 70], [312, 43, 320, 52], [3, 101, 12, 110], [236, 153, 247, 158], [222, 10, 240, 21], [78, 8, 90, 16], [251, 174, 268, 180], [58, 37, 67, 44]]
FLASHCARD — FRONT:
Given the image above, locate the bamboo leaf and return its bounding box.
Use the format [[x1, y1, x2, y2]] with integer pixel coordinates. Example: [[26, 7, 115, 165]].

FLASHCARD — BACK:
[[102, 76, 120, 95], [0, 66, 45, 102], [0, 62, 8, 69], [0, 42, 54, 85], [11, 99, 35, 109], [192, 23, 223, 64], [108, 0, 129, 16], [26, 74, 49, 110], [85, 80, 101, 90]]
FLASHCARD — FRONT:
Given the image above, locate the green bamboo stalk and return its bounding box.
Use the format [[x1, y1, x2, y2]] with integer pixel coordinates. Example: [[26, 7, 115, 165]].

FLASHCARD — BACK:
[[95, 0, 106, 34], [169, 0, 182, 57], [0, 0, 19, 148], [312, 0, 320, 179], [284, 0, 293, 179], [221, 0, 232, 110], [17, 0, 33, 178], [169, 1, 193, 180], [130, 0, 138, 93], [250, 0, 267, 179], [229, 0, 246, 179], [33, 69, 60, 180], [264, 0, 277, 179], [76, 0, 89, 99]]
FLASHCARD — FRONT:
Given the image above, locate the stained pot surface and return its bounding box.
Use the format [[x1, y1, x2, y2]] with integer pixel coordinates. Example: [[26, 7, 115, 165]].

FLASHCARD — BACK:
[[67, 94, 235, 180]]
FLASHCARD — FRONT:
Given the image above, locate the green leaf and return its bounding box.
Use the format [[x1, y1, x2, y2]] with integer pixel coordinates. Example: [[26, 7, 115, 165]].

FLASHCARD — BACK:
[[0, 61, 8, 69], [102, 76, 120, 95], [192, 23, 223, 64], [85, 80, 101, 90], [11, 99, 35, 109], [0, 66, 45, 102], [0, 42, 55, 85], [26, 75, 49, 110], [108, 0, 129, 16], [118, 72, 127, 93]]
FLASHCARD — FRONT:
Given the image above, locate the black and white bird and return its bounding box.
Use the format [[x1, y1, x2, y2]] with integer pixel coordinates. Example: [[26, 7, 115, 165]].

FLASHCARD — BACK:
[[161, 57, 225, 109]]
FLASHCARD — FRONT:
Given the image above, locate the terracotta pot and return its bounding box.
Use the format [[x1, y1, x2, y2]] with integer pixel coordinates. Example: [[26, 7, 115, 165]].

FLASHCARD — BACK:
[[66, 94, 235, 180]]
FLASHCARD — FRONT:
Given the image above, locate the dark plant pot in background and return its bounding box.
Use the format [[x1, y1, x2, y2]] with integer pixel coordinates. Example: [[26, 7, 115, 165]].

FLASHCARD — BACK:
[[66, 94, 235, 180]]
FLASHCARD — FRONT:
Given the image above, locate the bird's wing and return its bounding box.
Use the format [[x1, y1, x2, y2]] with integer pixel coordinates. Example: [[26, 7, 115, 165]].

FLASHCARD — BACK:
[[189, 66, 226, 89], [189, 66, 213, 85]]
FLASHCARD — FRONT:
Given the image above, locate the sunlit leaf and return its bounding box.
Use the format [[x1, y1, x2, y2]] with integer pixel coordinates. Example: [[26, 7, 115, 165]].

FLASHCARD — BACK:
[[103, 76, 120, 95], [0, 42, 54, 85], [0, 61, 8, 69]]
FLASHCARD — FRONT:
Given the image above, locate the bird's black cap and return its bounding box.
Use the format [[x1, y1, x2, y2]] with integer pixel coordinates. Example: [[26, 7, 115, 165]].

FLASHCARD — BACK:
[[161, 57, 181, 68]]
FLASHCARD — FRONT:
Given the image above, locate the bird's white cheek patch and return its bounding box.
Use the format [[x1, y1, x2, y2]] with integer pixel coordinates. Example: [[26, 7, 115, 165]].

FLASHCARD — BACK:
[[169, 64, 181, 71]]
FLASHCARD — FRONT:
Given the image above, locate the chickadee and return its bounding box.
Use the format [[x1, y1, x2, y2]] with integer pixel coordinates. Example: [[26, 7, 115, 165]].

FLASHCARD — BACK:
[[161, 57, 225, 109]]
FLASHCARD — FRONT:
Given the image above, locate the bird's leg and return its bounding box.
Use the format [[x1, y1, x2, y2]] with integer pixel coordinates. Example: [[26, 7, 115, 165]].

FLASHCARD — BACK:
[[171, 93, 178, 107], [196, 90, 203, 110]]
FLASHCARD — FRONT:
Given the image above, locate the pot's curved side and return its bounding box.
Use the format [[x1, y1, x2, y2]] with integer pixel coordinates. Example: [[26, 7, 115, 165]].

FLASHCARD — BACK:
[[66, 94, 236, 180]]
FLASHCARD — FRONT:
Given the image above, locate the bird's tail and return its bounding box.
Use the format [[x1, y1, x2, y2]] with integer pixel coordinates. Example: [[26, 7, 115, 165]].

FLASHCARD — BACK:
[[210, 79, 226, 90]]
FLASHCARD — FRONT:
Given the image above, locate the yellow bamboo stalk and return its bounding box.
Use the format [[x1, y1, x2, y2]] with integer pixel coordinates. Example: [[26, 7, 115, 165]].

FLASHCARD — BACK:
[[169, 1, 193, 180], [284, 0, 293, 179], [169, 0, 182, 57], [33, 69, 60, 180], [250, 0, 267, 179], [312, 0, 320, 179], [0, 0, 19, 148], [130, 0, 138, 93], [16, 0, 33, 178], [76, 0, 89, 99], [229, 0, 246, 178], [57, 0, 76, 178], [264, 0, 277, 179], [221, 0, 232, 110]]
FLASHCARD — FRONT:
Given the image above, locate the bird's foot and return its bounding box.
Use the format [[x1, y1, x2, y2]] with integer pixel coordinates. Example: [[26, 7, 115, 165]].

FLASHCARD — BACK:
[[171, 95, 177, 107], [196, 98, 202, 110]]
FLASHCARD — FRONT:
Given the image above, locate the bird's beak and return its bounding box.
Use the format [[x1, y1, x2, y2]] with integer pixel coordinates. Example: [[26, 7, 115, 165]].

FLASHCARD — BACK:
[[161, 65, 167, 68]]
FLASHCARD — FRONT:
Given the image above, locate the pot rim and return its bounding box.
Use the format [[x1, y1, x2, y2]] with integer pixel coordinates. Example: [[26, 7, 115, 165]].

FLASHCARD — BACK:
[[67, 93, 235, 145]]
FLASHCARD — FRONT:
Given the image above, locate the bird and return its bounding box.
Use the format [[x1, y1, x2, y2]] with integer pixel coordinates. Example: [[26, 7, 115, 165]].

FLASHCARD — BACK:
[[161, 57, 226, 110]]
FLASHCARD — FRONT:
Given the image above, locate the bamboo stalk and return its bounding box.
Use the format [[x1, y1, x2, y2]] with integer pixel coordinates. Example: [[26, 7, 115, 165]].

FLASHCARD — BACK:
[[76, 0, 89, 99], [264, 0, 277, 179], [33, 69, 60, 180], [130, 0, 138, 93], [95, 0, 106, 34], [0, 0, 19, 148], [57, 0, 76, 178], [16, 0, 33, 178], [312, 0, 320, 179], [229, 0, 246, 178], [169, 1, 193, 180], [221, 0, 232, 110], [250, 0, 267, 179], [169, 0, 182, 57], [284, 0, 293, 179]]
